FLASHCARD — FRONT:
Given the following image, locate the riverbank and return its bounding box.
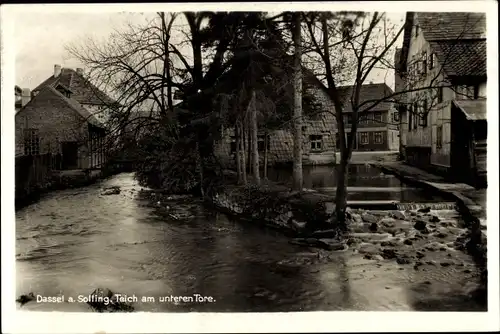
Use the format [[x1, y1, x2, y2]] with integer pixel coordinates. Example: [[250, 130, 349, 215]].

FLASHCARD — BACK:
[[15, 168, 120, 210]]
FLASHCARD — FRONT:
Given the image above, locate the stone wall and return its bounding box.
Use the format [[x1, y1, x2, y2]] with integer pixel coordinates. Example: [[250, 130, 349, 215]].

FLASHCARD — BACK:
[[210, 185, 335, 235]]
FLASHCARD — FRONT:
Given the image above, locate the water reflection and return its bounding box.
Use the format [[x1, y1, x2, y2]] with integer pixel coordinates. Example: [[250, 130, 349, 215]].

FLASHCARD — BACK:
[[267, 165, 446, 203], [267, 164, 402, 188]]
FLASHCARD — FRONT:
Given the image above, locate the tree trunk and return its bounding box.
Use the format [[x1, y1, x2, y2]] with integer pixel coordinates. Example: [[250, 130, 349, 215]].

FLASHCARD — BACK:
[[292, 12, 303, 191], [334, 154, 349, 232], [241, 120, 248, 185], [250, 90, 260, 185], [235, 122, 242, 184], [195, 140, 205, 197], [263, 131, 269, 179], [246, 121, 252, 175]]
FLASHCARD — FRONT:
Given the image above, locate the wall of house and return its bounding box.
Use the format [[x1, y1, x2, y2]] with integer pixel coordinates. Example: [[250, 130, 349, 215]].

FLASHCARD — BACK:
[[214, 84, 338, 166], [15, 92, 91, 169], [405, 14, 454, 168], [337, 109, 398, 152]]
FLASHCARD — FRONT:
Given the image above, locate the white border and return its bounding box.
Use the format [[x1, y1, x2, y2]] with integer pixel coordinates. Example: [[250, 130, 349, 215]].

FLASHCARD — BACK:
[[2, 2, 499, 333]]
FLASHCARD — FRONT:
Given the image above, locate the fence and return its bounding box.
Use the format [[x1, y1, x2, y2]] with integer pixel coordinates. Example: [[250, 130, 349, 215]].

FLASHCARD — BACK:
[[15, 153, 62, 201]]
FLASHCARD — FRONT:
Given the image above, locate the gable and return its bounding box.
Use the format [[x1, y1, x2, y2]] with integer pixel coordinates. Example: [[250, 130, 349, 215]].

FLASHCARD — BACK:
[[33, 68, 116, 106], [17, 86, 104, 128]]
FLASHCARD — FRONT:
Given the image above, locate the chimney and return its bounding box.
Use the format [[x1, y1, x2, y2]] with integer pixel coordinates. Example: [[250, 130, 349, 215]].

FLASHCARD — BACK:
[[54, 64, 62, 78], [21, 88, 31, 107], [76, 68, 84, 75]]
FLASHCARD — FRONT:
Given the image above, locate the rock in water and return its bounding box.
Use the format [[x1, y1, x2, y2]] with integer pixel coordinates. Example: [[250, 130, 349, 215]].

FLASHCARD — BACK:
[[390, 211, 406, 220], [417, 207, 431, 213], [361, 213, 378, 224], [101, 186, 121, 196], [87, 288, 134, 312], [413, 219, 427, 231], [16, 292, 35, 306], [310, 229, 337, 239]]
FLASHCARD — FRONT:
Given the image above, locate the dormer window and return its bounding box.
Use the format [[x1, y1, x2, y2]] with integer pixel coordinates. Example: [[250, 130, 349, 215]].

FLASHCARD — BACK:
[[55, 84, 72, 98]]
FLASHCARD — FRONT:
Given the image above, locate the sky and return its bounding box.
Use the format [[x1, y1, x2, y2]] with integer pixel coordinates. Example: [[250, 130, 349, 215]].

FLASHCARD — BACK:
[[14, 11, 404, 91]]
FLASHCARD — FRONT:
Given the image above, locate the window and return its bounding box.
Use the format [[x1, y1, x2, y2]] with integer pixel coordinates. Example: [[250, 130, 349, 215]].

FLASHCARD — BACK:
[[393, 111, 400, 123], [374, 132, 383, 144], [360, 132, 369, 144], [437, 87, 443, 104], [345, 114, 353, 124], [473, 85, 480, 99], [422, 51, 427, 75], [408, 105, 413, 131], [429, 53, 435, 70], [422, 98, 428, 113], [418, 112, 428, 127], [302, 125, 307, 133], [359, 115, 368, 124], [310, 135, 323, 151], [413, 102, 419, 130], [230, 136, 236, 153], [373, 112, 382, 123], [23, 128, 40, 155], [257, 135, 270, 152], [436, 125, 443, 148]]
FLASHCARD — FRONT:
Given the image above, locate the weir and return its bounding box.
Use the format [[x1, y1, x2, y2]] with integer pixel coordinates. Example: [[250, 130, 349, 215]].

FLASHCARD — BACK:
[[396, 202, 458, 211]]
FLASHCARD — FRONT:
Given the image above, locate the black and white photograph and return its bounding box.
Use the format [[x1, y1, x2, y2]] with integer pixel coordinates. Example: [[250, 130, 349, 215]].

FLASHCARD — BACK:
[[2, 2, 498, 333]]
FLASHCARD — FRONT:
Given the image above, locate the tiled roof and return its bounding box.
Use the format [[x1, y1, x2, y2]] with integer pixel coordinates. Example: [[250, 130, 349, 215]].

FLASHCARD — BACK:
[[335, 83, 395, 113], [417, 12, 486, 41], [453, 99, 487, 121], [418, 12, 486, 78], [33, 68, 116, 105], [429, 40, 487, 77], [400, 12, 487, 78]]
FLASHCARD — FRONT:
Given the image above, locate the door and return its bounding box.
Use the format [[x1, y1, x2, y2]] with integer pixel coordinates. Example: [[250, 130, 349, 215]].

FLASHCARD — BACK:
[[61, 141, 79, 170]]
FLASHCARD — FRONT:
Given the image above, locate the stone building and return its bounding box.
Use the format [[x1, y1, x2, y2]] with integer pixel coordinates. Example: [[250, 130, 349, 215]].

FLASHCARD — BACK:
[[15, 64, 117, 170], [396, 12, 487, 187]]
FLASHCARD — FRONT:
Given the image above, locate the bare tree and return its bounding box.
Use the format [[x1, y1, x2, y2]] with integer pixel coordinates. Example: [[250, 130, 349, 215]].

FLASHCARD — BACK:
[[291, 12, 304, 191], [303, 11, 482, 230]]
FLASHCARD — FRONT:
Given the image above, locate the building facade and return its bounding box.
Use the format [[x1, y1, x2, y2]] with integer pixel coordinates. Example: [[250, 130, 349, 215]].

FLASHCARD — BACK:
[[15, 65, 116, 170], [335, 83, 400, 153], [397, 12, 487, 187], [214, 74, 338, 166]]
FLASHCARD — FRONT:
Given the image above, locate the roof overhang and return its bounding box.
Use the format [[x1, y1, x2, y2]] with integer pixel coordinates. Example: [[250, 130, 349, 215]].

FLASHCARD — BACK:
[[453, 99, 487, 121]]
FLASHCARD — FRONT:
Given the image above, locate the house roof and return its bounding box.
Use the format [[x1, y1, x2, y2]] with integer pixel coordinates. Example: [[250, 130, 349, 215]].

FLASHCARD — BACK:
[[428, 40, 487, 77], [417, 12, 486, 41], [33, 68, 116, 106], [334, 83, 395, 113], [400, 12, 486, 78], [19, 86, 105, 128], [453, 99, 487, 121]]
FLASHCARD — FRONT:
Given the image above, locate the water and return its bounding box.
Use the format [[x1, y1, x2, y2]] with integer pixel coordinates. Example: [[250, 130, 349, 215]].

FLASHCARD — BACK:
[[267, 165, 449, 203], [16, 173, 484, 312]]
